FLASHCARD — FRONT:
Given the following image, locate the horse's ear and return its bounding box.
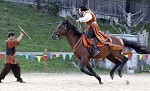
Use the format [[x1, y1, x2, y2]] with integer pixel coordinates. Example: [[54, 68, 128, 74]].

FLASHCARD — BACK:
[[65, 19, 69, 22], [63, 19, 69, 24]]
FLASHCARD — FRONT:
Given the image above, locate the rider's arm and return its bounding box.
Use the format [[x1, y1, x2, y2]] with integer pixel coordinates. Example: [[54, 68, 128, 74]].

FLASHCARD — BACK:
[[78, 12, 92, 22]]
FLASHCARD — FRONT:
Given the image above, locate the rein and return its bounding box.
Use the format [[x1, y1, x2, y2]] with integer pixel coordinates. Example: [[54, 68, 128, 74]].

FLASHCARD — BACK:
[[56, 21, 83, 53], [72, 35, 83, 53], [62, 22, 83, 53]]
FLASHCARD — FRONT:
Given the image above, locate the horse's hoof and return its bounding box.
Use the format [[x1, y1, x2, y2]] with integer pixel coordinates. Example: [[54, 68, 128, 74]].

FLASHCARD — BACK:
[[110, 74, 114, 80], [99, 82, 103, 84], [118, 73, 122, 78], [110, 71, 114, 80], [118, 70, 122, 78]]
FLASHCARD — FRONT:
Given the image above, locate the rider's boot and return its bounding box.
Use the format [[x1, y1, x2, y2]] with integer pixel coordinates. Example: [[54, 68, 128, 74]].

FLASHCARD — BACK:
[[92, 38, 100, 57]]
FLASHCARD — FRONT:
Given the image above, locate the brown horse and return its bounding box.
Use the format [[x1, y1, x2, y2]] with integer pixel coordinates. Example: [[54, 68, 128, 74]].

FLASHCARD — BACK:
[[51, 20, 150, 84]]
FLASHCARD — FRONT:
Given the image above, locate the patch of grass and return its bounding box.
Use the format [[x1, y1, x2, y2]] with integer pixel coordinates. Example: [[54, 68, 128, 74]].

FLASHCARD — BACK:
[[0, 55, 80, 73], [0, 55, 110, 74], [0, 1, 74, 73], [0, 1, 71, 52], [0, 1, 150, 73]]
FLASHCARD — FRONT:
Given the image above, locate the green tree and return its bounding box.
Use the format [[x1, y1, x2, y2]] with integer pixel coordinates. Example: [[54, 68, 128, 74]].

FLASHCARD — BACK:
[[47, 1, 61, 16]]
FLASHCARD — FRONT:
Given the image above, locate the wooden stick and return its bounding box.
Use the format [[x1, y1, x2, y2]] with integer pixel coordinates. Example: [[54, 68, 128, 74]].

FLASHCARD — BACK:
[[18, 26, 31, 40]]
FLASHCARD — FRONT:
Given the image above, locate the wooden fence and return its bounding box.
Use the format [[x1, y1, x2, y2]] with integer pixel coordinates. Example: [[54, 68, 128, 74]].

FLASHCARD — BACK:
[[5, 0, 150, 22]]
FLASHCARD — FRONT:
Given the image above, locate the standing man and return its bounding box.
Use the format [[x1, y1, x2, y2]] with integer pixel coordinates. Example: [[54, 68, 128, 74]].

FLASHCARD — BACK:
[[76, 5, 109, 57], [0, 32, 25, 83]]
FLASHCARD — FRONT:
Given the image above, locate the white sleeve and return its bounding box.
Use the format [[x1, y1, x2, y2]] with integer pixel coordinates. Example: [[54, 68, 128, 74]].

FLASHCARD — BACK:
[[78, 13, 92, 22]]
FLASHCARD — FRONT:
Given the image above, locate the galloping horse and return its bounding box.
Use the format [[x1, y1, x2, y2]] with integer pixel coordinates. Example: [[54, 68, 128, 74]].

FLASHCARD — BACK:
[[51, 20, 150, 84]]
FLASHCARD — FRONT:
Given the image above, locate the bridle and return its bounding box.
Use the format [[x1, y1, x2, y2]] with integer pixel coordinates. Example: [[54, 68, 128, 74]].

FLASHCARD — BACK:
[[53, 21, 71, 39]]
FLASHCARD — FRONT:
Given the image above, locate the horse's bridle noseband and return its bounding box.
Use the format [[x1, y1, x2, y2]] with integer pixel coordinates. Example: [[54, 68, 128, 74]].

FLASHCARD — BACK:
[[53, 21, 74, 40], [54, 22, 67, 39]]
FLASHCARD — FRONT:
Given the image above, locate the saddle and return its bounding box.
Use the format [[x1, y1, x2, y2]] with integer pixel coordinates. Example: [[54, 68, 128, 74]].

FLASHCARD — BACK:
[[72, 35, 123, 53], [82, 35, 104, 48], [82, 35, 123, 50]]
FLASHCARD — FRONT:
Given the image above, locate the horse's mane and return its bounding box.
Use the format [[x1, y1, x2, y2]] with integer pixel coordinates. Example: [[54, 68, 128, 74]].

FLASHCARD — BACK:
[[65, 20, 82, 38]]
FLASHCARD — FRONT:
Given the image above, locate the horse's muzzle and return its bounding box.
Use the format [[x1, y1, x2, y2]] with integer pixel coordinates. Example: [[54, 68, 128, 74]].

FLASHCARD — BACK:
[[51, 32, 59, 40]]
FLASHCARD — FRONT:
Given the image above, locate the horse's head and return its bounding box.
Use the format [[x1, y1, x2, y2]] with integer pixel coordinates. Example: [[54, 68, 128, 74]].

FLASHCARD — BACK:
[[51, 20, 70, 40]]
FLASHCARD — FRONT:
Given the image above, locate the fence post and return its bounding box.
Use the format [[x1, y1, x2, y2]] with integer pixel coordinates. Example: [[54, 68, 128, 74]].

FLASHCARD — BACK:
[[43, 49, 48, 72], [137, 30, 149, 71]]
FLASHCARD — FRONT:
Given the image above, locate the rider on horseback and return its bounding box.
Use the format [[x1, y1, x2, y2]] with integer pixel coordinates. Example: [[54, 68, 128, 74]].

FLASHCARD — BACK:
[[76, 5, 109, 57]]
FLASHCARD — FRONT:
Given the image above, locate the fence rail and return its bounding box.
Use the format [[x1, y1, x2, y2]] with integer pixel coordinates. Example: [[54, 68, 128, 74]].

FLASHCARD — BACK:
[[0, 52, 73, 55]]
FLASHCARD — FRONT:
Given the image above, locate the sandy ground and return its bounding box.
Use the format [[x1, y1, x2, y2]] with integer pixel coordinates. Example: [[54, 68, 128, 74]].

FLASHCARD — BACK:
[[0, 73, 150, 91]]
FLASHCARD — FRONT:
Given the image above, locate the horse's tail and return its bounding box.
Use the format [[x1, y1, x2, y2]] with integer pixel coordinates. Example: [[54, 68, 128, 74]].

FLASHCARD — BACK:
[[122, 39, 150, 54]]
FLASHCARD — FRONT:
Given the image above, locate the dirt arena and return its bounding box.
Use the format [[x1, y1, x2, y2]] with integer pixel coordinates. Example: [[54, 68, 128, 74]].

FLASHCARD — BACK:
[[0, 73, 150, 91]]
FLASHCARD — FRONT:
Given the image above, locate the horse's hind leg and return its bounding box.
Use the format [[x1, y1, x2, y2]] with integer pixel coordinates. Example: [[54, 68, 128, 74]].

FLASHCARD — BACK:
[[106, 54, 122, 80], [118, 54, 128, 77], [110, 61, 121, 79]]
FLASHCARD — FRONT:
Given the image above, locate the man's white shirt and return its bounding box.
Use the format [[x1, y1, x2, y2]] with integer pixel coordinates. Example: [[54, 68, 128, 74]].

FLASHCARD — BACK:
[[79, 12, 92, 22]]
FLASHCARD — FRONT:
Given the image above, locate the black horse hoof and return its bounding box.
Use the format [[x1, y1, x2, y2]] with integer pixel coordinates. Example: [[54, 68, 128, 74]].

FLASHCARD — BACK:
[[110, 74, 114, 80], [118, 70, 122, 78], [118, 72, 122, 78], [119, 74, 122, 78]]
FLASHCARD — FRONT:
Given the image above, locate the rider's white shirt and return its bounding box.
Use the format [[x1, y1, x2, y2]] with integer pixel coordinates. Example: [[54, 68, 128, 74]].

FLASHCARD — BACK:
[[79, 12, 92, 23]]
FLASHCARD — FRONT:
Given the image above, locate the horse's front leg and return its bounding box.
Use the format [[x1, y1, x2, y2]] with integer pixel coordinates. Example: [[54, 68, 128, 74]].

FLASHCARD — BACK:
[[79, 61, 94, 76], [79, 56, 103, 84], [86, 65, 103, 84]]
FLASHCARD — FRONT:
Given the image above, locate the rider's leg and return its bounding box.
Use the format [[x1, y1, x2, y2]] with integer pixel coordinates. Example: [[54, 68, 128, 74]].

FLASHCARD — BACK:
[[86, 27, 94, 39], [92, 37, 100, 57], [86, 27, 100, 57]]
